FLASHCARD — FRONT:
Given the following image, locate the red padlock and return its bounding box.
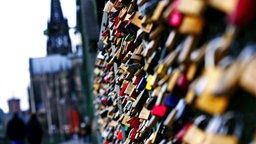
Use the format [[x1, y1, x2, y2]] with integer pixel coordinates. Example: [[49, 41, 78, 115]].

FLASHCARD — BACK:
[[173, 121, 194, 144], [129, 117, 141, 128], [151, 105, 167, 117], [177, 73, 190, 91], [168, 0, 183, 27], [120, 83, 129, 96], [227, 0, 256, 28], [117, 131, 123, 140], [101, 97, 107, 105]]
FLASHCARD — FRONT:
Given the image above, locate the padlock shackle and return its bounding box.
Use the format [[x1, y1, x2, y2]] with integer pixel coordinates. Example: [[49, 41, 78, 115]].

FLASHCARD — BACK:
[[219, 111, 243, 138], [237, 44, 256, 65], [194, 115, 208, 126]]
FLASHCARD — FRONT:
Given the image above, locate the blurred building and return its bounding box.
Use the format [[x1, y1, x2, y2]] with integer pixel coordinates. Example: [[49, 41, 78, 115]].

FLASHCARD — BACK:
[[28, 0, 84, 135], [7, 98, 21, 114]]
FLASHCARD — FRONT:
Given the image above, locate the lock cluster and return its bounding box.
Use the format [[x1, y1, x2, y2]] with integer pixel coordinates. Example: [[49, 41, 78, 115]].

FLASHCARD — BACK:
[[93, 0, 256, 143]]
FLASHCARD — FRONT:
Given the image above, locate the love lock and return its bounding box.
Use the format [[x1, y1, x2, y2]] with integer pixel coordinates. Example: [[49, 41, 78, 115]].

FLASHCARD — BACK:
[[189, 36, 235, 115], [204, 111, 243, 144]]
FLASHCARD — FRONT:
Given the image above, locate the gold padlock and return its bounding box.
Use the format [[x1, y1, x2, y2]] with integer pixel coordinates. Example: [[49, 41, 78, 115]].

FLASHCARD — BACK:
[[151, 0, 171, 22], [167, 69, 181, 93], [178, 15, 205, 35], [103, 1, 114, 13], [177, 35, 198, 65], [183, 115, 208, 144], [239, 57, 256, 96], [194, 67, 229, 115], [177, 0, 206, 16], [208, 0, 238, 14], [188, 28, 238, 114], [139, 107, 151, 120], [203, 112, 242, 144]]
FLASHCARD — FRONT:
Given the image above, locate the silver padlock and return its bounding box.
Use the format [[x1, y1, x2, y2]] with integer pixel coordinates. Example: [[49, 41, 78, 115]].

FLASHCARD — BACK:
[[204, 111, 243, 144]]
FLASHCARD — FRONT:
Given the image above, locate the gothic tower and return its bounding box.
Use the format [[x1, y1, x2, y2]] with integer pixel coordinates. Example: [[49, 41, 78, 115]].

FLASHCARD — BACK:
[[46, 0, 72, 55]]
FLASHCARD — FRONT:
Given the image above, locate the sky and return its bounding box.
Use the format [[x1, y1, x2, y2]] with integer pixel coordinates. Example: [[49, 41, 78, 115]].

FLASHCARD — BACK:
[[0, 0, 77, 113]]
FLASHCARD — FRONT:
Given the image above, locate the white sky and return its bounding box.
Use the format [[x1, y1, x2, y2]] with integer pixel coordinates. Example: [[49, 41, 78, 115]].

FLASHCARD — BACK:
[[0, 0, 77, 113]]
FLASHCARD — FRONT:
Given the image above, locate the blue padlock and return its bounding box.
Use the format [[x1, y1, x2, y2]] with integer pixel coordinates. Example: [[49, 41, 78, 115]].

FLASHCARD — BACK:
[[164, 94, 180, 108], [137, 77, 147, 91]]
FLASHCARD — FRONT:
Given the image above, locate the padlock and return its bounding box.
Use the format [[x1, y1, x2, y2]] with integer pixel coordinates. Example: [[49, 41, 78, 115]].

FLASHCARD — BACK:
[[144, 49, 161, 75], [109, 120, 119, 128], [139, 115, 159, 137], [167, 69, 181, 93], [143, 37, 161, 58], [182, 115, 209, 144], [162, 0, 183, 27], [158, 74, 171, 86], [134, 29, 147, 46], [130, 12, 143, 29], [122, 51, 132, 64], [227, 0, 256, 29], [165, 31, 178, 51], [211, 0, 256, 61], [177, 0, 206, 16], [154, 46, 180, 77], [123, 100, 133, 113], [173, 121, 194, 144], [125, 20, 140, 35], [132, 90, 149, 111], [164, 94, 180, 109], [208, 0, 238, 14], [138, 0, 158, 17], [130, 44, 144, 63], [177, 36, 198, 65], [204, 111, 243, 144], [102, 126, 114, 140], [124, 64, 141, 81], [116, 20, 129, 33], [137, 77, 147, 91], [145, 75, 154, 91], [121, 114, 131, 127], [111, 10, 120, 19], [113, 0, 123, 10], [239, 57, 256, 96], [151, 123, 168, 144], [133, 73, 143, 85], [151, 104, 167, 118], [164, 99, 190, 130], [176, 64, 198, 91], [126, 127, 137, 142], [127, 0, 136, 14], [149, 25, 165, 40], [186, 34, 240, 115], [145, 86, 161, 110], [213, 44, 256, 96], [137, 0, 150, 6], [124, 82, 136, 98], [178, 15, 204, 35], [103, 1, 115, 13], [151, 0, 172, 22], [128, 116, 141, 129], [139, 106, 151, 120], [118, 7, 127, 19], [154, 83, 168, 106]]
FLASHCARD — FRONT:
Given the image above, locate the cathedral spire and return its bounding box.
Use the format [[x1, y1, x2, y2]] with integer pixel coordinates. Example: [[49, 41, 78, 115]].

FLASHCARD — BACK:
[[50, 0, 65, 23], [46, 0, 72, 55]]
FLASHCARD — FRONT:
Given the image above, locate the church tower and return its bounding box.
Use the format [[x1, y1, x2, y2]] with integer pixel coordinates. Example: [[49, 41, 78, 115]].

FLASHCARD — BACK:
[[46, 0, 72, 55]]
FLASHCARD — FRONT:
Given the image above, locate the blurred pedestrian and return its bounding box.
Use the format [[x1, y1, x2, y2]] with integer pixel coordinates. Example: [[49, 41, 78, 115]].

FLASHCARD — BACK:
[[6, 112, 26, 144], [26, 113, 43, 144]]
